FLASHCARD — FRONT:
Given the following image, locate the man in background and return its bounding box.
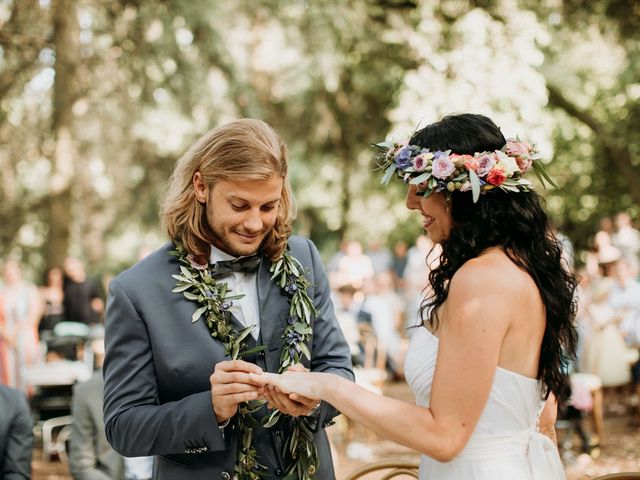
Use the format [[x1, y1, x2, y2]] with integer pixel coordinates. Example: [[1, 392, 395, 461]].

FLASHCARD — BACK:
[[63, 258, 104, 328], [0, 384, 33, 479]]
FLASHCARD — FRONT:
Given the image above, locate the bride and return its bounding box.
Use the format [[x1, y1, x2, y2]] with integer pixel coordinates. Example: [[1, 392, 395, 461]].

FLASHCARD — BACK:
[[250, 113, 577, 480]]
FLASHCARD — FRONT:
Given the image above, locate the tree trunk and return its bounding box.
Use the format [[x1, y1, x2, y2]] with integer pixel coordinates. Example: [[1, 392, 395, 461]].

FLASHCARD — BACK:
[[338, 152, 353, 243], [46, 0, 79, 268]]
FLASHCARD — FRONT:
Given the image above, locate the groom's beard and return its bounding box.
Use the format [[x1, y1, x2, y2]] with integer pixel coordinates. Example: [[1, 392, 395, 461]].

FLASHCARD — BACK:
[[206, 206, 271, 258]]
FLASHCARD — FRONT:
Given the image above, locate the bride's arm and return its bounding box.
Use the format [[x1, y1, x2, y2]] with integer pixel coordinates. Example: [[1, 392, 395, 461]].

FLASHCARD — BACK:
[[260, 262, 517, 462]]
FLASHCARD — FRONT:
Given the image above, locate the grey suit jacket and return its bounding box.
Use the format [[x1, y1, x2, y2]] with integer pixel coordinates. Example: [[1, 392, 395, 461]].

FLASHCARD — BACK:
[[103, 236, 354, 480], [0, 385, 33, 480], [70, 372, 125, 480]]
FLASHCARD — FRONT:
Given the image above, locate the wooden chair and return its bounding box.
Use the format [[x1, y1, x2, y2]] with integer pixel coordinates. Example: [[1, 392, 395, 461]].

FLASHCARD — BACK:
[[344, 460, 420, 480], [591, 473, 640, 480]]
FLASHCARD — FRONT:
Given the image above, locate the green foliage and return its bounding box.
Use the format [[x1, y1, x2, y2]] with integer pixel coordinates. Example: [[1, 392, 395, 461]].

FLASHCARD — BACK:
[[0, 0, 638, 271]]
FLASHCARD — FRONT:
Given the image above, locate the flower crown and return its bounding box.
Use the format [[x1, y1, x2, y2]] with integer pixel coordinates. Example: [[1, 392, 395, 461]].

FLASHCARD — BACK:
[[375, 137, 554, 202]]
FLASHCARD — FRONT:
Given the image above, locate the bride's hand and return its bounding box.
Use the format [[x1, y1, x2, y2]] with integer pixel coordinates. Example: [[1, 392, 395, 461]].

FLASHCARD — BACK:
[[249, 370, 324, 401]]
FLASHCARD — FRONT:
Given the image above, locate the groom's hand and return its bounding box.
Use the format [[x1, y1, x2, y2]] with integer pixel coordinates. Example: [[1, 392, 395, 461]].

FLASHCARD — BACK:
[[210, 360, 263, 424], [263, 364, 320, 417]]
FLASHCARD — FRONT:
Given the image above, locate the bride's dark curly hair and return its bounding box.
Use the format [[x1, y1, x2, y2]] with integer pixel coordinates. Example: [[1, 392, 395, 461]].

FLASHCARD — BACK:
[[412, 113, 578, 400]]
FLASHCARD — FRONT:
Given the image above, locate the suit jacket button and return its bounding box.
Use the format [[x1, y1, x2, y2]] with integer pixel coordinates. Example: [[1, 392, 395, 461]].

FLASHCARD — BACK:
[[274, 429, 280, 436], [274, 468, 283, 476], [258, 351, 266, 359], [221, 472, 231, 480]]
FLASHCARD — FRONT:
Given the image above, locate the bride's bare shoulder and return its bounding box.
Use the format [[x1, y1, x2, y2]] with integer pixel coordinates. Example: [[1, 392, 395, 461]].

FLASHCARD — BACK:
[[449, 248, 534, 299]]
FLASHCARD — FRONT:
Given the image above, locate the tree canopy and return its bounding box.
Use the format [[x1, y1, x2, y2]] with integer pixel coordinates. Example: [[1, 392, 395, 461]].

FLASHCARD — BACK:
[[1, 0, 638, 272]]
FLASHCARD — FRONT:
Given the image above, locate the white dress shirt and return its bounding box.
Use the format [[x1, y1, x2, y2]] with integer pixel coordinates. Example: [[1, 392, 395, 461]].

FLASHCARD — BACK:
[[208, 244, 260, 339]]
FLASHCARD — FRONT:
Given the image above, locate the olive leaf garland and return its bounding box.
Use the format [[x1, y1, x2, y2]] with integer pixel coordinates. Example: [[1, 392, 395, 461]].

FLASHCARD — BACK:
[[170, 244, 319, 480]]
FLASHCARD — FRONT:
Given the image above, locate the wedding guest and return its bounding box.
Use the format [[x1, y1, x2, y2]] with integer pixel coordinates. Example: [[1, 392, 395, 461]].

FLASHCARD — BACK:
[[0, 384, 33, 479], [612, 212, 640, 276], [63, 257, 104, 328], [70, 339, 125, 480], [0, 259, 41, 391], [39, 267, 65, 339]]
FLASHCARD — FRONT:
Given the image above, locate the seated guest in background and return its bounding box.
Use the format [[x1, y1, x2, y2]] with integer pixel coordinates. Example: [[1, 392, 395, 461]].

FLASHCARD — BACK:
[[0, 384, 33, 479], [69, 339, 125, 480]]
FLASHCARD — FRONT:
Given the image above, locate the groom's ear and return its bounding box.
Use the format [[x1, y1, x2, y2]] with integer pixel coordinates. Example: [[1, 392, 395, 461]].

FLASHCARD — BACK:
[[193, 171, 209, 204]]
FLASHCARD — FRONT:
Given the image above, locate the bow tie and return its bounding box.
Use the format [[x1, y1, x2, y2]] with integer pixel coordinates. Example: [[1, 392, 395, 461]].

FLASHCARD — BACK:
[[210, 255, 261, 277]]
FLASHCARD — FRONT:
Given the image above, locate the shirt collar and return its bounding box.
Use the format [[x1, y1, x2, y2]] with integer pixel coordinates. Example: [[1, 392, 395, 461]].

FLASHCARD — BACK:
[[209, 243, 238, 264]]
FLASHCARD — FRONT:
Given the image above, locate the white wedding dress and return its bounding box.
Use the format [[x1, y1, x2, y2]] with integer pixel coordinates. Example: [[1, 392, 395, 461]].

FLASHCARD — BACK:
[[404, 327, 566, 480]]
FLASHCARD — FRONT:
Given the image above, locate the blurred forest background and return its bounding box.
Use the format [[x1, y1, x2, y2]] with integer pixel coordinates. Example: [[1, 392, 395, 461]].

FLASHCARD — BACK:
[[1, 0, 639, 274]]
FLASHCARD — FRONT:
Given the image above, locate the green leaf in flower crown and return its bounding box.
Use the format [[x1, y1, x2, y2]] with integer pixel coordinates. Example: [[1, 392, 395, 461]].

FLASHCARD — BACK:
[[409, 172, 431, 184], [532, 161, 557, 188], [381, 163, 397, 184], [372, 141, 394, 150], [469, 169, 481, 203]]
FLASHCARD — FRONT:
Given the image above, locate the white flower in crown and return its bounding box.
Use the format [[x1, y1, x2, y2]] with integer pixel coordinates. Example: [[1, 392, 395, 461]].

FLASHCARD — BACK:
[[494, 150, 520, 177]]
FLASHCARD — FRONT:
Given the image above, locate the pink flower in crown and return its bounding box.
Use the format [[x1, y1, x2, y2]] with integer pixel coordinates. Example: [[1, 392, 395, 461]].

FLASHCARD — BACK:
[[464, 156, 480, 171], [412, 153, 433, 172], [486, 168, 506, 186], [505, 140, 532, 158], [475, 154, 495, 177], [187, 253, 208, 271], [431, 155, 456, 179], [515, 156, 533, 173]]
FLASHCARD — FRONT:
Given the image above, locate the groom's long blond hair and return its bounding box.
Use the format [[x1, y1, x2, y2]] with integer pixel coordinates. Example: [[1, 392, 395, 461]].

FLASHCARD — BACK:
[[160, 119, 295, 261]]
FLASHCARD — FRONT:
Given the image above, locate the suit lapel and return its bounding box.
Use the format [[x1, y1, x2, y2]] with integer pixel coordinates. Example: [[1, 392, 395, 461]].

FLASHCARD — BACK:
[[256, 254, 287, 357]]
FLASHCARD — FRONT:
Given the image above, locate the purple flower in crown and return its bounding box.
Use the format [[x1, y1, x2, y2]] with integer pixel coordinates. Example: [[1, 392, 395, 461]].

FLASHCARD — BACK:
[[412, 153, 432, 172], [435, 180, 448, 192], [394, 146, 413, 169], [475, 154, 495, 177], [431, 155, 456, 179]]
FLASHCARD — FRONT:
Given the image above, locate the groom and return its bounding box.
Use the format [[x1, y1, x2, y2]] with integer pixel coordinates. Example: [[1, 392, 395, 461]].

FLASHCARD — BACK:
[[103, 118, 354, 479]]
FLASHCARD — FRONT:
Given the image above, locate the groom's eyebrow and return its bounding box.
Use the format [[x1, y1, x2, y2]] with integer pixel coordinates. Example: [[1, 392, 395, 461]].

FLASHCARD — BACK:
[[228, 194, 280, 205]]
